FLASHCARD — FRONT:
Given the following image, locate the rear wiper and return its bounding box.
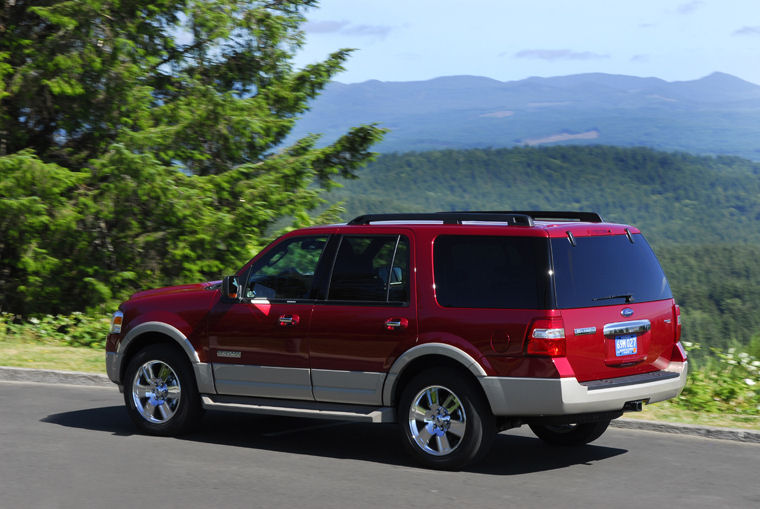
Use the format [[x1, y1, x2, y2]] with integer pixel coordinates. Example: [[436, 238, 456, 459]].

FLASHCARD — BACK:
[[592, 294, 634, 303]]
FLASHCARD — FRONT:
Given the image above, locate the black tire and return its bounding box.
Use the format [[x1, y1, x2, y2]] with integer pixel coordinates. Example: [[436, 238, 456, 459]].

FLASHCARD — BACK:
[[123, 344, 203, 436], [398, 369, 495, 470], [529, 420, 611, 446]]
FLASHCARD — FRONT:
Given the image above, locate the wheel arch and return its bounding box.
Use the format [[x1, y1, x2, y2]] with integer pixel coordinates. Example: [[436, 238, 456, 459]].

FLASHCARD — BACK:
[[116, 322, 215, 394], [382, 343, 488, 407]]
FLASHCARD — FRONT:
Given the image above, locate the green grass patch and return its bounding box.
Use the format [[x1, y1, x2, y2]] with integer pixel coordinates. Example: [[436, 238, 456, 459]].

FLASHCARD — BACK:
[[627, 400, 760, 430], [0, 312, 108, 373], [0, 335, 105, 373]]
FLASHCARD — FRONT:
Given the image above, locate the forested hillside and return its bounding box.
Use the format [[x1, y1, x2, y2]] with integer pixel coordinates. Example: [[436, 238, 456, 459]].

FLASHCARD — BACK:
[[330, 146, 760, 349], [290, 73, 760, 160]]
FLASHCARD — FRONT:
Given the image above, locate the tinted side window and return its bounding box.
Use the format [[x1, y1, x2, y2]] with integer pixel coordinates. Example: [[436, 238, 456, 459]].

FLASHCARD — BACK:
[[551, 233, 672, 309], [245, 236, 328, 300], [434, 235, 552, 309], [328, 235, 410, 303]]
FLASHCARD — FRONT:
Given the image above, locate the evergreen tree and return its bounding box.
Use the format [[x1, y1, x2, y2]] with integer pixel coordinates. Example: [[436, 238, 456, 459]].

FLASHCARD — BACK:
[[0, 1, 385, 314]]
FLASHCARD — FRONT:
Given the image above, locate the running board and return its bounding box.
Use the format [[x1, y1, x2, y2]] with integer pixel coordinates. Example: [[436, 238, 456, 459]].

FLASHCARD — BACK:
[[201, 394, 396, 423]]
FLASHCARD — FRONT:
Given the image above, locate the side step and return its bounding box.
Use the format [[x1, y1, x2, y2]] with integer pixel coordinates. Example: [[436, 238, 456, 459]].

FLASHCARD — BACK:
[[201, 394, 396, 423]]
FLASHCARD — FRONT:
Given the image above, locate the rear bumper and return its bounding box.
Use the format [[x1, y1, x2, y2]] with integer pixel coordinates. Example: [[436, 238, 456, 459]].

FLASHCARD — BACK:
[[480, 361, 688, 416]]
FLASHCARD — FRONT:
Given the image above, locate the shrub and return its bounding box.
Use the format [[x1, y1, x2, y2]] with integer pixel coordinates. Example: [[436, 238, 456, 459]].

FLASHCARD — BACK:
[[0, 312, 110, 349], [676, 341, 760, 415]]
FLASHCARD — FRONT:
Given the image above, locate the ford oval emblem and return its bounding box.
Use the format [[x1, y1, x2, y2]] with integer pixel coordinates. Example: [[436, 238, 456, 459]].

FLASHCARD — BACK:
[[621, 308, 634, 317]]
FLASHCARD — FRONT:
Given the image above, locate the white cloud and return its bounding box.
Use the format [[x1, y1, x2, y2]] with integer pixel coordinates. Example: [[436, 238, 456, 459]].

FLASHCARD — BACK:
[[304, 20, 392, 38], [303, 20, 349, 34], [676, 1, 704, 15], [514, 49, 609, 61], [733, 26, 760, 36], [342, 24, 392, 37]]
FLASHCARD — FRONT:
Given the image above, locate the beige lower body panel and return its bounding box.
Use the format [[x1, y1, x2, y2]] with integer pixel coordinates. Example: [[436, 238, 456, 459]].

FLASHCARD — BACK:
[[480, 361, 688, 416], [212, 364, 313, 400], [311, 369, 385, 405]]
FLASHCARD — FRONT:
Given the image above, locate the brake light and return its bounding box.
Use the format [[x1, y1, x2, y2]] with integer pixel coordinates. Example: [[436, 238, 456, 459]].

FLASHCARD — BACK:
[[672, 341, 688, 362], [674, 304, 682, 341], [526, 318, 566, 357]]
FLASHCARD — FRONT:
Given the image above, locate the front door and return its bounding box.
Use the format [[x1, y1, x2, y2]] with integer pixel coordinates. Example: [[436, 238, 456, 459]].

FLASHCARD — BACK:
[[208, 234, 329, 400]]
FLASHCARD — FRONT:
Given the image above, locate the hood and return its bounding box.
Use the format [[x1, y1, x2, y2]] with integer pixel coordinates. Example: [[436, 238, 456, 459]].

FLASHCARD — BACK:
[[129, 280, 221, 301]]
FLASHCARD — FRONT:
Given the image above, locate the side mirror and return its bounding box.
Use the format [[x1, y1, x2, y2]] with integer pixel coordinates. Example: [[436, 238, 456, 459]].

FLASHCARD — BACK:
[[221, 275, 241, 301]]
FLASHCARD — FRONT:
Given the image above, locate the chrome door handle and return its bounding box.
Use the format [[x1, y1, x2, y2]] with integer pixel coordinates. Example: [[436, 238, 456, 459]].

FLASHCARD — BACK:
[[279, 314, 300, 327], [384, 318, 409, 330]]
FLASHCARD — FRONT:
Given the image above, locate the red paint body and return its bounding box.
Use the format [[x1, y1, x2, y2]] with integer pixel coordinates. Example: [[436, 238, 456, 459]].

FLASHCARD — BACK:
[[107, 220, 683, 381]]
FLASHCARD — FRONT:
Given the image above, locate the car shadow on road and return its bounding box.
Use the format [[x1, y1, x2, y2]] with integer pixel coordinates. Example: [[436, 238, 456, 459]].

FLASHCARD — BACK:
[[42, 405, 137, 436], [43, 406, 627, 475]]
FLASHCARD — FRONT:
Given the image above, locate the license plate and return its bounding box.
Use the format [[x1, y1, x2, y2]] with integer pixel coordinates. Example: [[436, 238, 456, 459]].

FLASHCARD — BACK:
[[615, 334, 638, 356]]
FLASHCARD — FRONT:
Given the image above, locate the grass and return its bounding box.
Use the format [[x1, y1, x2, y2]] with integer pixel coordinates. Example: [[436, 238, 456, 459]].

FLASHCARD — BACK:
[[0, 336, 105, 373], [627, 400, 760, 430]]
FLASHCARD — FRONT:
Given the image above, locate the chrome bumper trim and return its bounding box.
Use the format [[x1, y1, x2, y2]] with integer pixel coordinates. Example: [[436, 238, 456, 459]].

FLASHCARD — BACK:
[[603, 319, 651, 336]]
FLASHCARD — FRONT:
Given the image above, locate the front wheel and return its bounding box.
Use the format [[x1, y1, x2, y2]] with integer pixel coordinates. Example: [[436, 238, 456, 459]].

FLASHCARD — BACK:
[[529, 420, 611, 446], [123, 344, 202, 435], [398, 369, 495, 470]]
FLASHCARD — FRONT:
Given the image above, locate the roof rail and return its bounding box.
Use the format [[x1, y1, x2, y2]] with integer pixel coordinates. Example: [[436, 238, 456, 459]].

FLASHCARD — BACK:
[[347, 212, 534, 226], [450, 210, 604, 223]]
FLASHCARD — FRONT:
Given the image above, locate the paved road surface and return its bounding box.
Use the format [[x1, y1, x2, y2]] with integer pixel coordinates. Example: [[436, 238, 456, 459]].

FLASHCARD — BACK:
[[1, 381, 758, 509]]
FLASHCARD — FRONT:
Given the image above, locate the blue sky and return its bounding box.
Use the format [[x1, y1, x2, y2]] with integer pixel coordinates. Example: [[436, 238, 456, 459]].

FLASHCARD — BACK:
[[294, 0, 760, 85]]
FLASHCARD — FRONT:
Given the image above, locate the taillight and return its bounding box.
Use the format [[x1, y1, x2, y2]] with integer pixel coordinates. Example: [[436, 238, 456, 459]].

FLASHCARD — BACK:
[[674, 304, 682, 341], [672, 341, 688, 362], [526, 318, 566, 357]]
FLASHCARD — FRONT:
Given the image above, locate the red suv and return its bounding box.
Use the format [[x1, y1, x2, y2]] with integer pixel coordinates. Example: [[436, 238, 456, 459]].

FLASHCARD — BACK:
[[106, 211, 687, 469]]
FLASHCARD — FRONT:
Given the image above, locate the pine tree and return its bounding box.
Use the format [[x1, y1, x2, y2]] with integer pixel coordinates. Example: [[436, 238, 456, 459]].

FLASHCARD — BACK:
[[0, 1, 385, 314]]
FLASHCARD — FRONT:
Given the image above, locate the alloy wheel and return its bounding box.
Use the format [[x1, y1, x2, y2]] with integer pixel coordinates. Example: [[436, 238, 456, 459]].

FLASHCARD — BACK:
[[131, 360, 182, 424], [407, 385, 467, 456]]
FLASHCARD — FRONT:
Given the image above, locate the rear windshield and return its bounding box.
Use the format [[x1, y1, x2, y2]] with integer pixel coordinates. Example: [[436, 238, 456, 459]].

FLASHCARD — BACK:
[[434, 235, 552, 309], [551, 233, 672, 309]]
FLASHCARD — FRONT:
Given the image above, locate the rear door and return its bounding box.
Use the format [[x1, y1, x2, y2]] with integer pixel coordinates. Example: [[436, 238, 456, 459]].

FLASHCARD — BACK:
[[308, 230, 418, 405], [551, 233, 678, 382]]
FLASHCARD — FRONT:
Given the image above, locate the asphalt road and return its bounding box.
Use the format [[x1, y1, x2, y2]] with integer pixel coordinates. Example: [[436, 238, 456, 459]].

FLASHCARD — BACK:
[[1, 381, 758, 509]]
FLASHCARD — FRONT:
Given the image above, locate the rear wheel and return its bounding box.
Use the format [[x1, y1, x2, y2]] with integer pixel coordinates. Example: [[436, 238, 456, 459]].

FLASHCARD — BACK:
[[529, 420, 611, 446], [124, 344, 202, 435], [399, 369, 495, 470]]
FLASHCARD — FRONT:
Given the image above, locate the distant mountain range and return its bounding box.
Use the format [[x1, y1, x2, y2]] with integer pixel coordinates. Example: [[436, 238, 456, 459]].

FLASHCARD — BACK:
[[290, 72, 760, 160]]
